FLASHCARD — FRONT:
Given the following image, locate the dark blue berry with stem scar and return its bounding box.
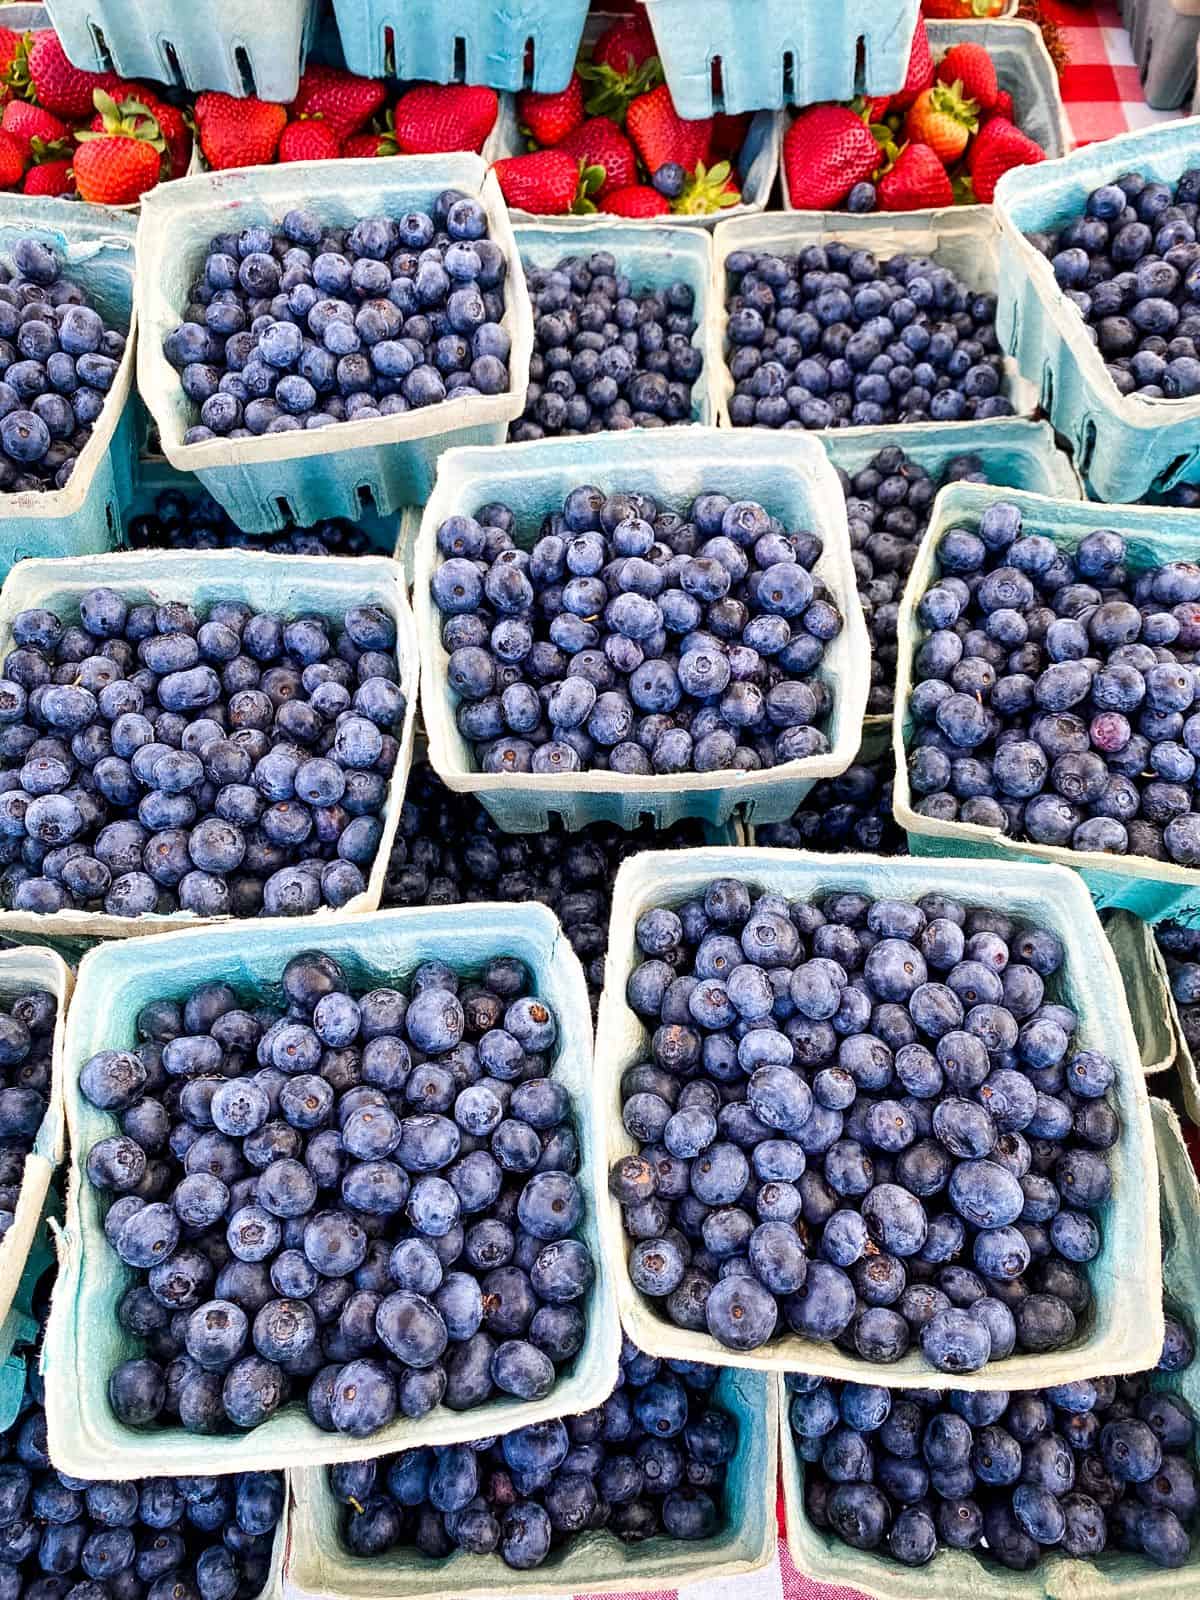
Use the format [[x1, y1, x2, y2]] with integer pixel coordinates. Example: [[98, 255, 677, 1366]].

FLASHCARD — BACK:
[[81, 948, 588, 1440], [511, 251, 701, 440], [429, 487, 842, 778], [166, 199, 509, 445], [0, 586, 405, 918], [907, 501, 1200, 866], [328, 1336, 737, 1566], [0, 988, 55, 1242], [722, 245, 1012, 431], [791, 1298, 1197, 1570], [0, 239, 128, 493], [612, 880, 1119, 1371]]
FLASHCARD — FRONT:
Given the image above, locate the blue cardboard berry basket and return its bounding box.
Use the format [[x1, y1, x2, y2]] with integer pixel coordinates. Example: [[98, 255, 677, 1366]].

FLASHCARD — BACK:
[[642, 0, 921, 119], [285, 1366, 777, 1598], [893, 483, 1200, 922], [1104, 910, 1179, 1080], [994, 118, 1200, 503], [780, 22, 1071, 213], [135, 156, 534, 535], [1161, 950, 1200, 1127], [779, 1096, 1197, 1600], [0, 201, 138, 584], [414, 426, 871, 834], [41, 0, 319, 102], [329, 0, 590, 92], [0, 547, 417, 941], [43, 902, 618, 1476], [708, 209, 1040, 430], [598, 847, 1161, 1390]]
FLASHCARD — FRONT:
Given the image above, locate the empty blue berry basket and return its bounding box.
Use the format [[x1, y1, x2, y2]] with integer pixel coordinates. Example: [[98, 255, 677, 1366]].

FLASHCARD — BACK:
[[329, 0, 590, 92], [0, 201, 138, 584], [598, 846, 1161, 1389], [0, 548, 417, 941], [135, 156, 534, 535], [43, 903, 616, 1475], [994, 119, 1200, 503], [642, 0, 921, 118], [893, 483, 1200, 922], [415, 427, 871, 835], [1104, 909, 1179, 1080], [285, 1366, 777, 1598], [779, 1095, 1196, 1600], [41, 0, 319, 102]]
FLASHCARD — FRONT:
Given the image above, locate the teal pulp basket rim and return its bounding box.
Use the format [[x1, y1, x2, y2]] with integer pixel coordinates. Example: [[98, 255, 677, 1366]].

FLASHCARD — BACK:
[[1103, 910, 1178, 1078], [44, 903, 620, 1477], [892, 482, 1200, 893], [778, 1096, 1196, 1600], [596, 846, 1161, 1389], [0, 546, 418, 940]]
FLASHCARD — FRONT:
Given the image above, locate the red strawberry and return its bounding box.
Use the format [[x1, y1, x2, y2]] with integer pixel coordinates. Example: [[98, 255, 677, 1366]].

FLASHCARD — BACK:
[[878, 141, 953, 211], [518, 72, 585, 146], [626, 84, 710, 178], [12, 31, 124, 118], [278, 118, 341, 162], [23, 157, 72, 195], [556, 116, 636, 198], [783, 105, 879, 211], [289, 64, 385, 139], [0, 27, 21, 78], [991, 87, 1015, 122], [392, 84, 498, 154], [936, 41, 999, 111], [892, 18, 934, 111], [922, 0, 1006, 16], [969, 116, 1045, 202], [674, 158, 741, 215], [195, 92, 286, 170], [343, 128, 396, 158], [73, 95, 162, 205], [710, 111, 751, 160], [492, 149, 601, 214], [0, 129, 23, 189], [904, 83, 976, 165], [605, 183, 670, 217], [1, 99, 67, 161], [591, 11, 658, 76], [87, 89, 189, 178], [579, 9, 663, 122]]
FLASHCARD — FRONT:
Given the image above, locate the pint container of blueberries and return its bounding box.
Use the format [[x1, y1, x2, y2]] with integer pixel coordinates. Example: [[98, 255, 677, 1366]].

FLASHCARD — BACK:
[[415, 427, 871, 834], [893, 483, 1200, 923], [0, 547, 418, 941], [285, 1368, 778, 1599], [0, 200, 139, 581], [134, 156, 535, 535], [779, 1096, 1199, 1600], [708, 209, 1040, 431], [43, 904, 619, 1476], [994, 119, 1200, 503], [598, 847, 1161, 1390]]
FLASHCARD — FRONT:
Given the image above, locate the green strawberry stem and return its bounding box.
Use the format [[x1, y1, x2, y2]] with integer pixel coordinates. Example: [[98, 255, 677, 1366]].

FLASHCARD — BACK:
[[673, 159, 740, 216], [3, 34, 34, 102], [577, 54, 663, 124], [76, 89, 166, 152], [570, 161, 605, 215]]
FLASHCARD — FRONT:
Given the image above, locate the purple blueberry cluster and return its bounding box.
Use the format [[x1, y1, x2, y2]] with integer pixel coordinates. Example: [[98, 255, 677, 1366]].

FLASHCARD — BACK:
[[127, 486, 376, 558], [792, 1310, 1196, 1570], [756, 754, 907, 857], [613, 881, 1118, 1372], [0, 988, 54, 1241], [907, 503, 1200, 865], [723, 246, 1013, 431], [164, 198, 510, 444], [1029, 169, 1200, 399], [510, 250, 702, 440], [429, 487, 843, 778], [0, 237, 127, 493], [83, 950, 589, 1442], [0, 587, 405, 919], [329, 1337, 738, 1568]]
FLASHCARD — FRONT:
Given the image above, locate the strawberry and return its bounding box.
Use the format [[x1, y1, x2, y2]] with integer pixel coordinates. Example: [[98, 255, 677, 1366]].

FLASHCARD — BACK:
[[969, 116, 1045, 203], [492, 149, 602, 214], [992, 87, 1014, 122], [892, 18, 934, 111], [11, 31, 124, 118], [87, 89, 189, 178], [195, 92, 286, 170], [289, 64, 385, 139], [0, 129, 23, 189], [784, 105, 880, 211], [278, 118, 341, 162], [674, 158, 741, 215], [518, 73, 585, 147], [936, 41, 999, 111], [556, 116, 636, 198], [73, 118, 161, 204], [0, 27, 21, 78], [1, 99, 67, 161], [904, 83, 977, 165], [392, 84, 498, 154], [343, 128, 396, 158], [579, 10, 663, 122], [605, 183, 670, 217], [922, 0, 1006, 16], [710, 111, 751, 160], [23, 156, 72, 195], [878, 141, 954, 211], [626, 85, 710, 178]]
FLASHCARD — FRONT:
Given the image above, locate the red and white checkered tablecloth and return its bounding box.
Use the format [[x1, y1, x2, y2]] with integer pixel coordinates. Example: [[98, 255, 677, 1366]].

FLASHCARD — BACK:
[[1048, 0, 1184, 145]]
